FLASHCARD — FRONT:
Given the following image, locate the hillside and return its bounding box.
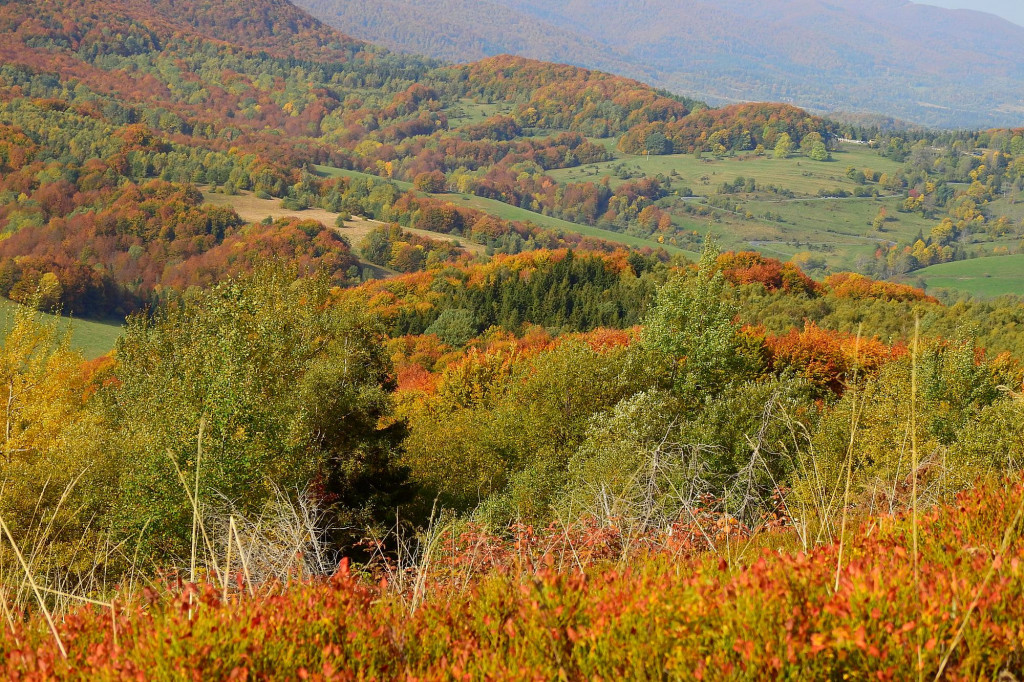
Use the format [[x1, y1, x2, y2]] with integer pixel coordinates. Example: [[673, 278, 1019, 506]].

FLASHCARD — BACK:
[[296, 0, 1024, 128], [3, 0, 1024, 319], [3, 1, 1024, 674], [915, 254, 1024, 298], [3, 245, 1024, 678]]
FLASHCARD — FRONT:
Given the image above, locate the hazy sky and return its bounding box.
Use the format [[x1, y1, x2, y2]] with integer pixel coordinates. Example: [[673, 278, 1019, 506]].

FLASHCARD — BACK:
[[920, 0, 1024, 27]]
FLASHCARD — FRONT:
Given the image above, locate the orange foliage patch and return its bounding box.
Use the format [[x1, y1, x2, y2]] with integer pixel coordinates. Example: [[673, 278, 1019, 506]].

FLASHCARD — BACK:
[[717, 251, 820, 295], [758, 322, 905, 393], [395, 363, 439, 394], [392, 325, 637, 397], [825, 272, 938, 304], [573, 326, 638, 351]]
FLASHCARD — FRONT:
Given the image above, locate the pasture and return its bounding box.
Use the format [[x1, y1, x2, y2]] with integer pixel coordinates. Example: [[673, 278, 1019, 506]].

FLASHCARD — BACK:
[[0, 299, 122, 358], [312, 166, 696, 257], [548, 144, 909, 195], [915, 255, 1024, 298]]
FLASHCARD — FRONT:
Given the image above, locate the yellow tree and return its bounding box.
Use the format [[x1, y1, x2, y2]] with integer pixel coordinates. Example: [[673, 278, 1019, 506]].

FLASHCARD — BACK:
[[0, 305, 112, 577]]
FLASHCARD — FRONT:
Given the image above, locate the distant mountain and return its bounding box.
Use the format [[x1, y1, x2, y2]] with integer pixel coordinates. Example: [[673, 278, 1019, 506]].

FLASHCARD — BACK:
[[294, 0, 1024, 128]]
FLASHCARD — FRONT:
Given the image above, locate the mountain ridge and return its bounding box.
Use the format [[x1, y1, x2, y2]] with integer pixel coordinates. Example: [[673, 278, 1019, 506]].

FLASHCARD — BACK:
[[294, 0, 1024, 128]]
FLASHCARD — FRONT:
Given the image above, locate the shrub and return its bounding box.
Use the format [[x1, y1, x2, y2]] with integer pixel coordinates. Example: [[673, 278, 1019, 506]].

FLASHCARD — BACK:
[[104, 267, 411, 559]]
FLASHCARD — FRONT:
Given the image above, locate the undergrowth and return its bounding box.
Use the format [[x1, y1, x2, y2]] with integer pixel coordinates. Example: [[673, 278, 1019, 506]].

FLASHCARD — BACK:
[[0, 476, 1021, 680]]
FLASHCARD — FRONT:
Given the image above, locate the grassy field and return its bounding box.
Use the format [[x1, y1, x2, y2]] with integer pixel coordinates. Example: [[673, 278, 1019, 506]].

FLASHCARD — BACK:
[[983, 194, 1024, 223], [545, 144, 926, 269], [312, 166, 698, 258], [0, 298, 122, 358], [548, 144, 908, 195], [202, 188, 487, 261], [442, 99, 515, 129], [659, 194, 926, 271], [915, 255, 1024, 298]]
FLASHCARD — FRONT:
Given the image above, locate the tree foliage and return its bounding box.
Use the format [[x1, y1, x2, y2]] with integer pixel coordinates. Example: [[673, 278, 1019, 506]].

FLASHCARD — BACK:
[[104, 267, 409, 557]]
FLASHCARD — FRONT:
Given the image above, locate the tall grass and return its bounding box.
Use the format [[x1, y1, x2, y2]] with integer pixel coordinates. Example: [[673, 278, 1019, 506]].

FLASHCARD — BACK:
[[2, 475, 1024, 679], [834, 325, 863, 591]]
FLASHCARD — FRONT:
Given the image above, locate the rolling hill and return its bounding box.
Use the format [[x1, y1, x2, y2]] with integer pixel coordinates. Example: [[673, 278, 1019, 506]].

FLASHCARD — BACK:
[[294, 0, 1024, 128]]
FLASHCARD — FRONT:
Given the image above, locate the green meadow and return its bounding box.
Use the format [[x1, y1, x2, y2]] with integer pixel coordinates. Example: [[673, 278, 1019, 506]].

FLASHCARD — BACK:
[[0, 299, 122, 358], [314, 166, 697, 257], [915, 255, 1024, 298], [548, 144, 908, 194]]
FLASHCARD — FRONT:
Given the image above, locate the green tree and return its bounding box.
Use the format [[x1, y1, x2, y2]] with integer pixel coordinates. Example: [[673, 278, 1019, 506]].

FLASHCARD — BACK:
[[809, 141, 830, 161], [644, 131, 670, 155], [105, 267, 409, 558], [640, 239, 758, 403], [774, 133, 794, 159], [800, 132, 824, 154], [425, 308, 478, 347]]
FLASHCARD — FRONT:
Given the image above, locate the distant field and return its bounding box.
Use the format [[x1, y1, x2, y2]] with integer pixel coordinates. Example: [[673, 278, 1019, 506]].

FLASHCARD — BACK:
[[312, 166, 698, 258], [915, 255, 1024, 298], [443, 99, 515, 129], [549, 144, 908, 196], [543, 143, 921, 269], [0, 299, 122, 358], [201, 188, 486, 260], [984, 195, 1024, 223]]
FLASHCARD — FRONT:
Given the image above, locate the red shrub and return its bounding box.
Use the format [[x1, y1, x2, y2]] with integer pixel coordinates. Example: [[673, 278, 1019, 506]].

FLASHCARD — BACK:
[[717, 251, 820, 296], [761, 322, 905, 393], [825, 272, 938, 304]]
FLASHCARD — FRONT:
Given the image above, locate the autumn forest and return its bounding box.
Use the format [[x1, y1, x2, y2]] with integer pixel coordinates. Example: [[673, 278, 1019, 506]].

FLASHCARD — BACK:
[[0, 0, 1024, 678]]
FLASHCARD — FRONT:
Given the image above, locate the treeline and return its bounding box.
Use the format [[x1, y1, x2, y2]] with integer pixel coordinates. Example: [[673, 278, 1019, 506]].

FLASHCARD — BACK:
[[378, 245, 1022, 527], [618, 103, 838, 156], [379, 249, 662, 337], [364, 248, 1024, 378]]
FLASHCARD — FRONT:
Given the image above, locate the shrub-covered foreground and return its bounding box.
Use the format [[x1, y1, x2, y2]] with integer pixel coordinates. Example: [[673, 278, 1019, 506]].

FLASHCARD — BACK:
[[1, 476, 1021, 680]]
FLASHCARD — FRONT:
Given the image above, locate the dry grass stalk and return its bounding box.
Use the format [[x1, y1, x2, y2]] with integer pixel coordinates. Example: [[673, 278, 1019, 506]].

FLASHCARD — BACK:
[[191, 417, 206, 584], [835, 325, 863, 592], [167, 447, 223, 588], [911, 318, 920, 591], [229, 516, 255, 598], [0, 513, 65, 658]]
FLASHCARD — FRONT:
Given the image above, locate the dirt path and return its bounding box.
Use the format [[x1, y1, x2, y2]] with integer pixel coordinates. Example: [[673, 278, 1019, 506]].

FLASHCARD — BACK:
[[201, 190, 486, 260]]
